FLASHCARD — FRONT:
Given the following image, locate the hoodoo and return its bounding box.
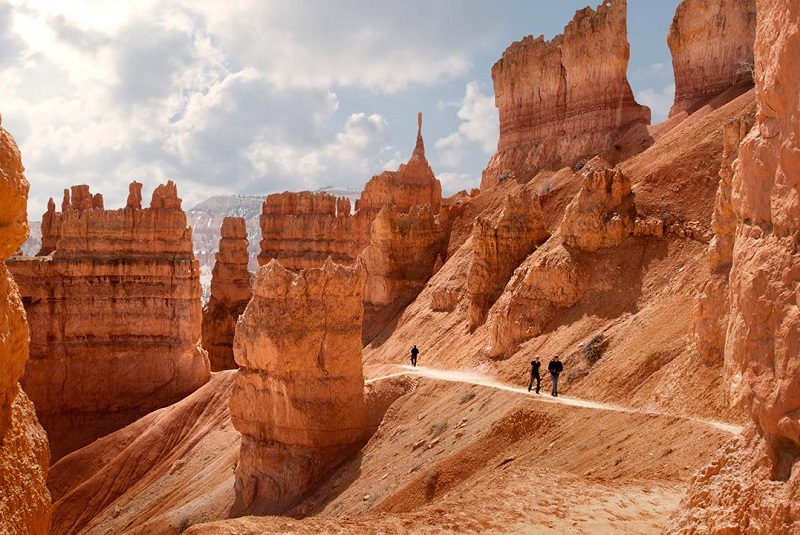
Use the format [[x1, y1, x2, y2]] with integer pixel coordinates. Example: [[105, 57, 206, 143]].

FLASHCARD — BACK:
[[231, 259, 375, 515], [0, 114, 51, 534], [8, 181, 210, 461], [202, 217, 252, 371], [668, 0, 757, 117], [258, 114, 442, 271], [481, 0, 650, 190]]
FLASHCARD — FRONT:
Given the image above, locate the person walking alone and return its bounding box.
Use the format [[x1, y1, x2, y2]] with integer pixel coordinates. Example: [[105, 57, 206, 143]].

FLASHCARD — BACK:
[[548, 355, 563, 396], [528, 355, 541, 394], [410, 345, 420, 367]]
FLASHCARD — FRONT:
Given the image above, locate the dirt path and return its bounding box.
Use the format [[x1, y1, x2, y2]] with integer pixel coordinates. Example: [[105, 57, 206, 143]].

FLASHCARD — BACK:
[[367, 365, 743, 435]]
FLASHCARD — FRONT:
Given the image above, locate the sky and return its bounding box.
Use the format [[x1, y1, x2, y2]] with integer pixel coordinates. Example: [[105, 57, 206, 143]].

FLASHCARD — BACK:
[[0, 0, 680, 217]]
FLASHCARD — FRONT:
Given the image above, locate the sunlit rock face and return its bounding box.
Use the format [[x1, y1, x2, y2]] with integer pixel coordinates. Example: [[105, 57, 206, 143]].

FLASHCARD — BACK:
[[481, 0, 649, 190], [0, 114, 51, 535], [231, 259, 375, 515], [467, 194, 549, 331], [8, 181, 210, 461], [361, 203, 452, 343], [258, 114, 442, 272], [668, 0, 757, 117], [667, 1, 800, 532], [202, 217, 252, 371]]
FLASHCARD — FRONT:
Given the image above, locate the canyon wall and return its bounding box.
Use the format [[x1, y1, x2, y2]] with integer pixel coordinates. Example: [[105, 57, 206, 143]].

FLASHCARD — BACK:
[[258, 114, 441, 272], [467, 194, 549, 331], [668, 1, 800, 532], [231, 259, 374, 515], [0, 116, 51, 534], [362, 204, 451, 343], [7, 181, 210, 461], [202, 217, 252, 371], [481, 0, 649, 190], [668, 0, 757, 117]]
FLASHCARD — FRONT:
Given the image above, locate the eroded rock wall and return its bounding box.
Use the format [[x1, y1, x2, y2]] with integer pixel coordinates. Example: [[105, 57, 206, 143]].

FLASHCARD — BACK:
[[668, 0, 757, 117], [467, 194, 549, 330], [258, 114, 442, 272], [0, 116, 50, 534], [362, 204, 451, 343], [202, 217, 252, 371], [481, 0, 649, 190], [231, 259, 374, 515], [668, 1, 800, 532], [8, 181, 210, 461]]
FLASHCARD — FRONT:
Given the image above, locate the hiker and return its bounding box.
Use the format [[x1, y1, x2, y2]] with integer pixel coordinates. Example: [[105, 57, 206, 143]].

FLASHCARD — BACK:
[[410, 345, 420, 367], [528, 355, 541, 394], [548, 355, 563, 397]]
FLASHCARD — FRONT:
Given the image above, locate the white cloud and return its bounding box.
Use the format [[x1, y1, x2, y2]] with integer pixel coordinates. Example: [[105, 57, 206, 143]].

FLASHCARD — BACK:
[[434, 81, 498, 168], [635, 83, 675, 124], [438, 172, 478, 197]]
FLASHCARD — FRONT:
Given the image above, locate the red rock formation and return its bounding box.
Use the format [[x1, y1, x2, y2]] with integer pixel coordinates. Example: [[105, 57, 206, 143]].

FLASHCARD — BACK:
[[258, 114, 442, 271], [560, 162, 636, 251], [7, 181, 210, 461], [258, 190, 366, 270], [0, 116, 51, 534], [668, 0, 757, 117], [692, 116, 753, 365], [481, 0, 650, 190], [467, 194, 549, 330], [668, 1, 800, 531], [231, 259, 375, 515], [361, 204, 452, 343], [202, 217, 252, 371]]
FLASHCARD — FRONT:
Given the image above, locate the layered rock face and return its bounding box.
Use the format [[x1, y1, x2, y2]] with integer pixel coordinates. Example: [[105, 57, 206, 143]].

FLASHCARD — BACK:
[[668, 0, 757, 117], [0, 117, 51, 534], [362, 204, 452, 343], [560, 163, 636, 251], [202, 217, 252, 371], [668, 1, 800, 531], [692, 117, 753, 365], [7, 181, 210, 461], [481, 0, 649, 190], [231, 259, 374, 515], [259, 114, 442, 271], [467, 195, 549, 330]]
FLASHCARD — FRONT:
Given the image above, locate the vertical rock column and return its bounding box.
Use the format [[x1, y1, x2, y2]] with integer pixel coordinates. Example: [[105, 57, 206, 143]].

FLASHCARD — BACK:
[[0, 115, 51, 534], [202, 217, 252, 371], [230, 258, 373, 515]]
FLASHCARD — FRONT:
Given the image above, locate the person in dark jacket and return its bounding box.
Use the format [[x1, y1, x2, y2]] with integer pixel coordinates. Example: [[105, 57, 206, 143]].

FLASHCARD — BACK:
[[548, 355, 563, 396], [410, 345, 419, 367], [528, 355, 541, 394]]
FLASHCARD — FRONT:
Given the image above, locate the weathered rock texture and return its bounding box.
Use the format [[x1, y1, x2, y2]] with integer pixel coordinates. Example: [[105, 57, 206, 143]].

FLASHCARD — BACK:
[[231, 259, 375, 515], [258, 114, 442, 271], [7, 181, 210, 461], [560, 163, 636, 251], [692, 117, 753, 366], [668, 1, 800, 532], [481, 0, 650, 190], [362, 204, 452, 343], [467, 194, 549, 330], [0, 116, 51, 534], [202, 217, 252, 371], [668, 0, 757, 117]]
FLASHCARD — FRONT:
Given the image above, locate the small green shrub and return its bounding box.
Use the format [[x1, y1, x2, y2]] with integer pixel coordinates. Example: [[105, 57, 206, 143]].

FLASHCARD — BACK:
[[584, 333, 608, 365]]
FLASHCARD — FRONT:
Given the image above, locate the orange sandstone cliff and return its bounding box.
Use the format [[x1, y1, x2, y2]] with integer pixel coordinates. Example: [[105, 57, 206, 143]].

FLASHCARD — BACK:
[[7, 181, 210, 461], [258, 114, 441, 272], [667, 1, 800, 532], [668, 0, 757, 117], [481, 0, 650, 190], [230, 259, 377, 515], [0, 116, 51, 534], [202, 217, 252, 371]]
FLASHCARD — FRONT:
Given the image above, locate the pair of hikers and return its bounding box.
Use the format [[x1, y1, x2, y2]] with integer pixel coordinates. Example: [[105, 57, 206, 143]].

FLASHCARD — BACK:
[[528, 355, 563, 396]]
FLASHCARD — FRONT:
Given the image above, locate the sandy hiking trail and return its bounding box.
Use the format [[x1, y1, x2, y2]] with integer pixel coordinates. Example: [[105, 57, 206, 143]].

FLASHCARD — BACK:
[[368, 365, 743, 435]]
